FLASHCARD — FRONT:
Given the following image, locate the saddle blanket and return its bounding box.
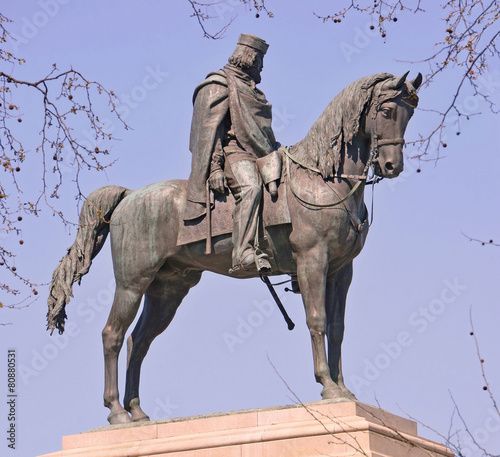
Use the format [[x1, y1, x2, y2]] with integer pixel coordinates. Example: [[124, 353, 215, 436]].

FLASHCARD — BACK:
[[177, 183, 291, 246]]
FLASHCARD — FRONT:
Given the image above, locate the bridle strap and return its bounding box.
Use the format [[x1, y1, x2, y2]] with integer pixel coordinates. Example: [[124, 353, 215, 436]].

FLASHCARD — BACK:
[[282, 146, 372, 182], [282, 146, 322, 175], [285, 152, 365, 209], [370, 83, 405, 152]]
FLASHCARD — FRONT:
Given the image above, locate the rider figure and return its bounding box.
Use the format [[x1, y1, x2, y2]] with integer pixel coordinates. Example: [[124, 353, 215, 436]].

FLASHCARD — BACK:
[[184, 34, 279, 273]]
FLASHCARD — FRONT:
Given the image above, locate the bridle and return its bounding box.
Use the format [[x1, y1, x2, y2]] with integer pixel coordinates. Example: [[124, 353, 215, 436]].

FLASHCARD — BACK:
[[283, 80, 415, 227], [283, 145, 376, 209], [283, 84, 398, 209], [369, 83, 407, 177]]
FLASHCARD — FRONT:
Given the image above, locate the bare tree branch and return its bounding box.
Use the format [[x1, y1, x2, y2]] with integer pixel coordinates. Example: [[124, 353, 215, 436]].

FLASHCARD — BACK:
[[0, 15, 129, 304], [314, 1, 500, 160], [462, 232, 500, 246], [469, 310, 500, 416], [187, 0, 235, 39], [398, 314, 500, 456], [187, 0, 273, 39], [266, 354, 370, 456]]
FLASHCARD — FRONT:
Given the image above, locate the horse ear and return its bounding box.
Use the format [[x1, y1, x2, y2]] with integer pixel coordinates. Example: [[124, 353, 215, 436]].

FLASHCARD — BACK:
[[385, 71, 409, 89], [410, 73, 423, 90], [397, 71, 410, 87]]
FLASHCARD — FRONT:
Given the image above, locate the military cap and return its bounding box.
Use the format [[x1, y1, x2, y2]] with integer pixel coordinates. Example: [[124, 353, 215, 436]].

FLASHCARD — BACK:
[[237, 33, 269, 54]]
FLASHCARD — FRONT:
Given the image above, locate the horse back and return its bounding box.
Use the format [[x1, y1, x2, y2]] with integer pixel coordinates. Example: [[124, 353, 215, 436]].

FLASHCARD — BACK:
[[109, 180, 187, 263]]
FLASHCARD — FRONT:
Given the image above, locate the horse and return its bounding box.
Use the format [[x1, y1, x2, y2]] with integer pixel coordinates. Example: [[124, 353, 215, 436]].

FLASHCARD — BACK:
[[47, 71, 421, 425]]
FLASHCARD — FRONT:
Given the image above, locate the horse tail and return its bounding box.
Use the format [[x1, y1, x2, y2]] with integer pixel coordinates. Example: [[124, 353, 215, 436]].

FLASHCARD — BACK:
[[47, 185, 130, 335]]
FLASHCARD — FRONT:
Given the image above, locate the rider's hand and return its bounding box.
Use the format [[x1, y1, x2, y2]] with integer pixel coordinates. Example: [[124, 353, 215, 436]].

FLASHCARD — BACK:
[[208, 170, 227, 194]]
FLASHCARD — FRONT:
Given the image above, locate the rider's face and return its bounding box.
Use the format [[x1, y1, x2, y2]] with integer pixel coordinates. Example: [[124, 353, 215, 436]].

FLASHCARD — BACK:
[[250, 52, 264, 83]]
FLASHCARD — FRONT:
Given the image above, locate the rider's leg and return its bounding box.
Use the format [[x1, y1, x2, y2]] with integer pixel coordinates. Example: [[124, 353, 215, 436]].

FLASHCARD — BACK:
[[224, 156, 269, 271]]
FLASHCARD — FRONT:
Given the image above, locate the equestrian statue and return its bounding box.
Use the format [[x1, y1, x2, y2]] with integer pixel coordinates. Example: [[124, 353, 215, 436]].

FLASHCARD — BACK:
[[46, 34, 422, 425]]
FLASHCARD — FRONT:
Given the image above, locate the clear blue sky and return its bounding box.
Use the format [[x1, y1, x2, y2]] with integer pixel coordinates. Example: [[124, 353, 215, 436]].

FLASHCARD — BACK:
[[1, 1, 499, 456]]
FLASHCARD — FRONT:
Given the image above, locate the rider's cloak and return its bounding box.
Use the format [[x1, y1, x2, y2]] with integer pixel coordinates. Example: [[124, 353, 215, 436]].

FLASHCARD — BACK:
[[184, 64, 277, 221]]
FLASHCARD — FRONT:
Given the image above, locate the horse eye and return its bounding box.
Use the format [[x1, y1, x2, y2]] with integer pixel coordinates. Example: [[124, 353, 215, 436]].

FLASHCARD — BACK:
[[381, 107, 392, 117]]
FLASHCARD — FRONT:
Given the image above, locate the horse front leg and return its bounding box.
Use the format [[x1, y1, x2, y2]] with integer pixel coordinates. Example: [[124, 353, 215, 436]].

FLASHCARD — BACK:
[[296, 247, 345, 400], [326, 262, 357, 401]]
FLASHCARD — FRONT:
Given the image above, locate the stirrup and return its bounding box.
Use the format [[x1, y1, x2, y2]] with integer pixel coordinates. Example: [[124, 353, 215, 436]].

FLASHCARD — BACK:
[[255, 253, 271, 272], [229, 252, 271, 275]]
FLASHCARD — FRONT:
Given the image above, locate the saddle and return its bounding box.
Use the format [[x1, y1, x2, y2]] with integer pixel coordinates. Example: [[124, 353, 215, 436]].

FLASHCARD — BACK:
[[176, 178, 290, 247]]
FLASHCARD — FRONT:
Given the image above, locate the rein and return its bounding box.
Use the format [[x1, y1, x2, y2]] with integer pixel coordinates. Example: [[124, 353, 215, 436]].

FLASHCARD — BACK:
[[283, 145, 380, 211]]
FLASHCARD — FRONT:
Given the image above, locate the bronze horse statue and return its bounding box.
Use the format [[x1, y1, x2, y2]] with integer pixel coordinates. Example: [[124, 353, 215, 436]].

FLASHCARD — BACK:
[[47, 72, 421, 424]]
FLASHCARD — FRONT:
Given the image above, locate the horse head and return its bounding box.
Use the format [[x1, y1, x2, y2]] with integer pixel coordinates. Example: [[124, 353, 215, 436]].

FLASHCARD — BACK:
[[365, 72, 422, 178]]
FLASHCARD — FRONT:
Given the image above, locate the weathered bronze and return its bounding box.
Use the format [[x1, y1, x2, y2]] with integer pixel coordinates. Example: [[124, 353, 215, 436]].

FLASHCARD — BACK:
[[185, 34, 278, 274], [47, 68, 421, 425]]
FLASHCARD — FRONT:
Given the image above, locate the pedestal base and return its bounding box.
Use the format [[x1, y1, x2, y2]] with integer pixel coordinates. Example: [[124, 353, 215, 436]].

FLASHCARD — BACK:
[[39, 401, 453, 457]]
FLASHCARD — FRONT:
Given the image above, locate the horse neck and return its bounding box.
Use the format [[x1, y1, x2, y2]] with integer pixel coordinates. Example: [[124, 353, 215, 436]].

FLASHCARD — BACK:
[[341, 135, 372, 177], [291, 121, 371, 179], [290, 107, 332, 175], [289, 111, 371, 215]]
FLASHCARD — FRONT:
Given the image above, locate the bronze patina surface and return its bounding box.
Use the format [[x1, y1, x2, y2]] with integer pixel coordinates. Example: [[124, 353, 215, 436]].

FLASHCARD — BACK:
[[185, 34, 279, 272], [47, 42, 421, 424]]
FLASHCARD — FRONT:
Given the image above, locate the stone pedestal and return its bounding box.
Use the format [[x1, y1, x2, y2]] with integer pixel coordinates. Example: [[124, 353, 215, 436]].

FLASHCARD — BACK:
[[39, 401, 453, 457]]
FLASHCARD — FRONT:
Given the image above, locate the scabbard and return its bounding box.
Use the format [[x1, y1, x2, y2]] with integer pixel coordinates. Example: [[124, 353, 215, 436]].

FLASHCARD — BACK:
[[205, 180, 212, 255], [262, 276, 295, 331]]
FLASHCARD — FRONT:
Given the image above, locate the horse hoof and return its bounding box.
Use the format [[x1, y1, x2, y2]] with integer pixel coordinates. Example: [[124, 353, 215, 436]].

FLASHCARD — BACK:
[[107, 410, 132, 425], [133, 413, 151, 422], [340, 387, 358, 402], [321, 385, 357, 403], [321, 387, 339, 400], [128, 398, 151, 422], [320, 385, 347, 400]]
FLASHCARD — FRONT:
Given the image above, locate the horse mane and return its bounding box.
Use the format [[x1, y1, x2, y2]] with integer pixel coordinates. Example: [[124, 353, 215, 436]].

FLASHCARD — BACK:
[[294, 72, 394, 178]]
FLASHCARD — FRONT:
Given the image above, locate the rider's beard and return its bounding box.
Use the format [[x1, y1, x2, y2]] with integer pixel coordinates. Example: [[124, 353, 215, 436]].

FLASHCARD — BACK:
[[248, 67, 262, 84]]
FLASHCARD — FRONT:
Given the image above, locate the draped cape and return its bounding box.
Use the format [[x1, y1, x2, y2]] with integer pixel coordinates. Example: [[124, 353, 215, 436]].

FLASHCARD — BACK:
[[184, 64, 276, 220]]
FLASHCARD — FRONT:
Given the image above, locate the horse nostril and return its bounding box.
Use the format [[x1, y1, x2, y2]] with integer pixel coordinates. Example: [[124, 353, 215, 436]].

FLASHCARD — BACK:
[[385, 162, 394, 171]]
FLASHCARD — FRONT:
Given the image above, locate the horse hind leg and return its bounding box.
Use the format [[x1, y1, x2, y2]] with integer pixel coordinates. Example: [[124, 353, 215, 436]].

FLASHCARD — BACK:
[[124, 270, 202, 422], [102, 283, 150, 425]]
